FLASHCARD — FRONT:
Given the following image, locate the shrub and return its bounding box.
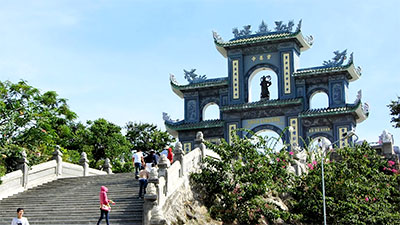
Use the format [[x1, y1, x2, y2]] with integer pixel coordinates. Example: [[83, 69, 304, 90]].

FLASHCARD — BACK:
[[191, 131, 299, 224], [291, 142, 400, 224]]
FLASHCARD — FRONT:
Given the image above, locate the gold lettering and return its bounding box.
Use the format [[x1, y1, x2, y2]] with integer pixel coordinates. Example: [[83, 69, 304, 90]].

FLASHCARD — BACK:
[[309, 127, 331, 133]]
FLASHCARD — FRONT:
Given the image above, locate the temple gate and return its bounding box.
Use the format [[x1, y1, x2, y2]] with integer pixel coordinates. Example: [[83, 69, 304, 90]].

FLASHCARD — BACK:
[[163, 20, 369, 151]]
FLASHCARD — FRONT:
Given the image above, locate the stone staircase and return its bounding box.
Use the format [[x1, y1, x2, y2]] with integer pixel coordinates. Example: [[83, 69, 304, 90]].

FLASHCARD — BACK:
[[0, 173, 143, 225]]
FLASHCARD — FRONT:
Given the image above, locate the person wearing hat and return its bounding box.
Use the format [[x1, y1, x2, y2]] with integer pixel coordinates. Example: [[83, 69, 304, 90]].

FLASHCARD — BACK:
[[161, 146, 169, 158]]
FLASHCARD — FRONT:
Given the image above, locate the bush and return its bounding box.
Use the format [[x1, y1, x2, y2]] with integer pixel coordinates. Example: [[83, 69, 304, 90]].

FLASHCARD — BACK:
[[291, 143, 400, 224], [191, 131, 299, 224], [192, 132, 400, 224]]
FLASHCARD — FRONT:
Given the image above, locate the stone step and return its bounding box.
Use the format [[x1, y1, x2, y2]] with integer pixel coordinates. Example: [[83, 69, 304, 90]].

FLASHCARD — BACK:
[[0, 173, 144, 225], [0, 218, 142, 225]]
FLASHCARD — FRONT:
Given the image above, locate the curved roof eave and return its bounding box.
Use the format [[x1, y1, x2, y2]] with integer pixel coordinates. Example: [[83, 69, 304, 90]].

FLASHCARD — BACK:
[[214, 31, 312, 58], [293, 62, 361, 82], [295, 32, 312, 51], [170, 76, 228, 97], [216, 44, 228, 58], [165, 119, 224, 131], [348, 63, 361, 82], [171, 84, 184, 99], [355, 102, 368, 123], [165, 124, 179, 138]]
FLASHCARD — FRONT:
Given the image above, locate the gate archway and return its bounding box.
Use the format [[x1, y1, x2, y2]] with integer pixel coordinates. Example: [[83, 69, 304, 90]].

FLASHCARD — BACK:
[[245, 64, 280, 103], [245, 124, 286, 151], [309, 134, 333, 152]]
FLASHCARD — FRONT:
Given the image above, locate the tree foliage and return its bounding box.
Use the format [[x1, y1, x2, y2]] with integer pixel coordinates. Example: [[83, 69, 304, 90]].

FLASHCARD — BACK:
[[192, 131, 400, 224], [0, 80, 77, 175], [292, 143, 400, 224], [85, 118, 132, 170], [125, 122, 175, 153], [0, 80, 77, 148], [388, 97, 400, 128], [191, 132, 299, 224], [0, 80, 176, 176]]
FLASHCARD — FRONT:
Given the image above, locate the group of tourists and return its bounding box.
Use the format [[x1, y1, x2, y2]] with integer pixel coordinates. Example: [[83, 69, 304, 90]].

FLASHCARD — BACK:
[[132, 147, 174, 198], [10, 147, 174, 225], [96, 147, 174, 224]]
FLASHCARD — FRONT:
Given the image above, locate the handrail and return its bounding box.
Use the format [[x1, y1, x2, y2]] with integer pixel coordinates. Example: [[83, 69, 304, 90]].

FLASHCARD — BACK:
[[0, 147, 109, 200], [143, 131, 214, 225]]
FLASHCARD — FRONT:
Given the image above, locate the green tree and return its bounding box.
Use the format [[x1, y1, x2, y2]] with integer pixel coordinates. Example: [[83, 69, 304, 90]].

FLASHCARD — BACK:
[[388, 97, 400, 128], [191, 131, 299, 224], [85, 118, 132, 172], [0, 80, 77, 173], [291, 143, 400, 224], [125, 122, 175, 153]]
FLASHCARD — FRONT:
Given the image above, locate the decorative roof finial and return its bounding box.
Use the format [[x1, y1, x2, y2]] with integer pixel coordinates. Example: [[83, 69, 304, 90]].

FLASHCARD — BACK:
[[362, 103, 369, 115], [354, 90, 362, 104], [212, 31, 223, 42], [183, 69, 207, 84], [232, 27, 240, 38], [295, 19, 302, 32], [356, 66, 362, 75], [162, 112, 178, 123], [232, 25, 252, 39], [348, 52, 354, 64], [305, 35, 314, 45], [227, 20, 308, 41], [257, 20, 269, 34], [274, 20, 295, 32], [169, 73, 178, 85], [323, 49, 348, 67], [241, 25, 252, 36]]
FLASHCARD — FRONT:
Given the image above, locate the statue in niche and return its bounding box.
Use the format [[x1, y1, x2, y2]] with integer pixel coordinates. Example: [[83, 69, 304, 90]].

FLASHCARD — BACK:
[[260, 75, 272, 100]]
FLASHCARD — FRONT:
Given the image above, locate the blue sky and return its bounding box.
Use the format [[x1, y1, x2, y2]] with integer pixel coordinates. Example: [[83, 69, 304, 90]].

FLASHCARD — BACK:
[[0, 0, 399, 143]]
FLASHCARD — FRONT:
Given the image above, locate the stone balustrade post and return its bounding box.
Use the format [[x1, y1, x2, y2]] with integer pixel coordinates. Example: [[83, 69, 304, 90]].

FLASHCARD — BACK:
[[173, 142, 185, 177], [19, 150, 29, 188], [194, 131, 205, 160], [79, 152, 89, 176], [52, 145, 63, 177], [158, 154, 170, 197], [158, 154, 170, 178], [148, 167, 160, 187], [144, 167, 159, 225], [103, 158, 113, 174]]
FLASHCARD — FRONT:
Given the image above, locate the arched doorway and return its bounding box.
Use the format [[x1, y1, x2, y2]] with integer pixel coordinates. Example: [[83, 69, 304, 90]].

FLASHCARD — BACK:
[[309, 136, 332, 153], [309, 91, 329, 109], [248, 67, 278, 102], [246, 127, 285, 153], [202, 102, 220, 120]]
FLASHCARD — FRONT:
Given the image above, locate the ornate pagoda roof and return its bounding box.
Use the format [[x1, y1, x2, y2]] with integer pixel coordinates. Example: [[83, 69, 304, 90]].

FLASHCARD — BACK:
[[220, 98, 302, 112], [213, 20, 313, 58], [170, 74, 228, 98], [293, 52, 362, 82], [164, 119, 224, 131], [299, 100, 369, 123]]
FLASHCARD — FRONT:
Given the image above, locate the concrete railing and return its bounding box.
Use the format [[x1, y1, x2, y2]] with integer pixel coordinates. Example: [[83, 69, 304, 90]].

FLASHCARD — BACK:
[[143, 131, 216, 225], [0, 146, 110, 200]]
